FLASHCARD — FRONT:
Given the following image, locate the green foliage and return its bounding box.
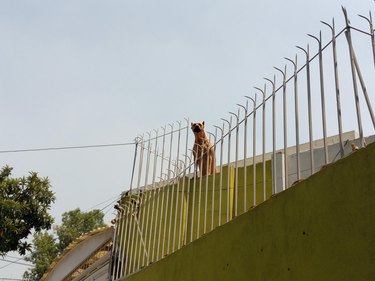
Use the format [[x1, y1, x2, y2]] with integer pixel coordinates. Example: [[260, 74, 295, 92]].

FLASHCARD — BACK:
[[0, 165, 55, 256], [23, 208, 106, 280], [23, 232, 58, 281], [55, 208, 106, 252]]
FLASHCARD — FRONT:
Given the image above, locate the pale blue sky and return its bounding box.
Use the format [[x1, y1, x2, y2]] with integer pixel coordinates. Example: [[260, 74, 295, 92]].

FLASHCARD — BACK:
[[0, 0, 374, 278]]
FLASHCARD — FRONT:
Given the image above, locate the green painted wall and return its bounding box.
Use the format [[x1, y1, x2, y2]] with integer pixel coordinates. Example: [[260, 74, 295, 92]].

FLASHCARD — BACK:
[[123, 143, 375, 281]]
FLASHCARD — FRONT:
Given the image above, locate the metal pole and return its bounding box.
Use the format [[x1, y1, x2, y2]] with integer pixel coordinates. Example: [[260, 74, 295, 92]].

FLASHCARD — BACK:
[[285, 56, 301, 181], [119, 207, 130, 278], [352, 49, 375, 129], [213, 124, 224, 226], [167, 167, 176, 254], [178, 118, 189, 249], [203, 133, 211, 234], [145, 130, 159, 266], [178, 118, 191, 249], [136, 133, 152, 270], [245, 95, 257, 206], [113, 209, 124, 279], [297, 45, 315, 175], [229, 110, 239, 217], [264, 76, 277, 193], [164, 124, 174, 255], [221, 117, 232, 222], [156, 126, 167, 261], [189, 147, 198, 243], [196, 144, 204, 239], [128, 137, 145, 274], [126, 201, 137, 275], [237, 102, 248, 212], [183, 153, 192, 245], [274, 66, 288, 189], [308, 32, 329, 164], [209, 130, 217, 230], [172, 121, 182, 253], [254, 85, 267, 200], [359, 12, 375, 69], [322, 19, 345, 158], [342, 7, 365, 147]]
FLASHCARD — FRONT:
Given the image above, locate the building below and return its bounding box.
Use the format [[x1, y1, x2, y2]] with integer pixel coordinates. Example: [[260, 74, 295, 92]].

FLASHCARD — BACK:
[[41, 227, 113, 281]]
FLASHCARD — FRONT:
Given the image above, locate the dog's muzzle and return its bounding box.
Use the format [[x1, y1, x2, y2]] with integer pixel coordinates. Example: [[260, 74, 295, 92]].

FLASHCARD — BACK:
[[193, 126, 201, 133]]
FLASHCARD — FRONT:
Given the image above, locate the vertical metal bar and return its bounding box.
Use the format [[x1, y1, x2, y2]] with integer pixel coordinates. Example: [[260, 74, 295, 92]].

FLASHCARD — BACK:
[[275, 66, 288, 189], [117, 206, 128, 279], [245, 96, 257, 206], [164, 124, 174, 255], [119, 207, 130, 278], [128, 137, 145, 274], [297, 45, 314, 175], [178, 118, 189, 249], [254, 86, 267, 200], [322, 19, 345, 158], [204, 134, 211, 234], [189, 148, 198, 243], [237, 102, 248, 212], [221, 117, 232, 223], [136, 133, 152, 270], [359, 12, 375, 69], [113, 209, 123, 279], [156, 126, 167, 261], [352, 49, 375, 129], [151, 183, 160, 263], [196, 144, 204, 239], [229, 110, 239, 217], [112, 137, 142, 278], [110, 211, 119, 279], [123, 205, 132, 277], [285, 56, 301, 180], [308, 32, 328, 164], [183, 153, 192, 245], [210, 130, 217, 230], [172, 122, 182, 253], [167, 167, 175, 254], [145, 130, 159, 266], [262, 86, 266, 200], [213, 124, 224, 226], [343, 7, 365, 147], [126, 201, 136, 275], [264, 76, 277, 193], [149, 134, 160, 264]]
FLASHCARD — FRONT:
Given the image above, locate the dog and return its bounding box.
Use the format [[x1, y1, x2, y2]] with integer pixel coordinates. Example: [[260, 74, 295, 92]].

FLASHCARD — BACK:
[[191, 121, 216, 176]]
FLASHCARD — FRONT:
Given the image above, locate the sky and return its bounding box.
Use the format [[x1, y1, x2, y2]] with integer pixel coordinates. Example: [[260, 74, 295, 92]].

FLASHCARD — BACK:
[[0, 0, 374, 278]]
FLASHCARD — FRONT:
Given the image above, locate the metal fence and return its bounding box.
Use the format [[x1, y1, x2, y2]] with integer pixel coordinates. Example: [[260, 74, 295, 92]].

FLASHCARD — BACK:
[[110, 7, 375, 280]]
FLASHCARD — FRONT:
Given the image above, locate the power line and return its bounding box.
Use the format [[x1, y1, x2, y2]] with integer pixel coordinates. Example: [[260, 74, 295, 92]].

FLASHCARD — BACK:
[[0, 258, 34, 269], [0, 142, 136, 154]]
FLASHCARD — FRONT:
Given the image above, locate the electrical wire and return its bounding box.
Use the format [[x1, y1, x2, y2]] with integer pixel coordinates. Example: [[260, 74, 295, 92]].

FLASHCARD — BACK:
[[0, 142, 136, 154], [0, 258, 34, 270]]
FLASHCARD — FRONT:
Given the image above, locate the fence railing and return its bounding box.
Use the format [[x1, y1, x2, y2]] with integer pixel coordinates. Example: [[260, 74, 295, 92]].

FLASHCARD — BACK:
[[110, 7, 375, 280]]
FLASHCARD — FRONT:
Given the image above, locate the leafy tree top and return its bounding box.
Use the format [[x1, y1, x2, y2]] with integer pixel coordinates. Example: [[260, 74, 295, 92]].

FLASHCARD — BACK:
[[24, 208, 107, 280], [0, 166, 55, 256]]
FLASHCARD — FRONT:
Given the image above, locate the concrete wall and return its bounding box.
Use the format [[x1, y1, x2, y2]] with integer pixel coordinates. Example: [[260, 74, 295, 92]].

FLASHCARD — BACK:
[[122, 142, 375, 281]]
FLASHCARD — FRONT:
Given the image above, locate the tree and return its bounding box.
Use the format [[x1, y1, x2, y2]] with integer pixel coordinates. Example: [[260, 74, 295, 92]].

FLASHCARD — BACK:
[[23, 232, 58, 281], [55, 208, 106, 252], [0, 166, 55, 256], [23, 208, 106, 280]]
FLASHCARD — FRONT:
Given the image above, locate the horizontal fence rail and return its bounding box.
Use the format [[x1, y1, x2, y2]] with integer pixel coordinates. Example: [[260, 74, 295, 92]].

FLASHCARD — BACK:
[[110, 8, 375, 280]]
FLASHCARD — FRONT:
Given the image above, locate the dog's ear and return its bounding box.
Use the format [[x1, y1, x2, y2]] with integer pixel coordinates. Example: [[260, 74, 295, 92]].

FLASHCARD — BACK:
[[202, 121, 205, 127], [191, 122, 194, 127]]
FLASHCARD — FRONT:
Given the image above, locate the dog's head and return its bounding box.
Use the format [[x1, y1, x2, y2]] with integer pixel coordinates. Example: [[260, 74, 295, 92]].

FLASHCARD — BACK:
[[191, 121, 205, 134]]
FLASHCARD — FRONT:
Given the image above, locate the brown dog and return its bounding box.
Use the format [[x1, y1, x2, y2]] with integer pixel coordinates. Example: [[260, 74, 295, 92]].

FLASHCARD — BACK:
[[191, 121, 216, 176]]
